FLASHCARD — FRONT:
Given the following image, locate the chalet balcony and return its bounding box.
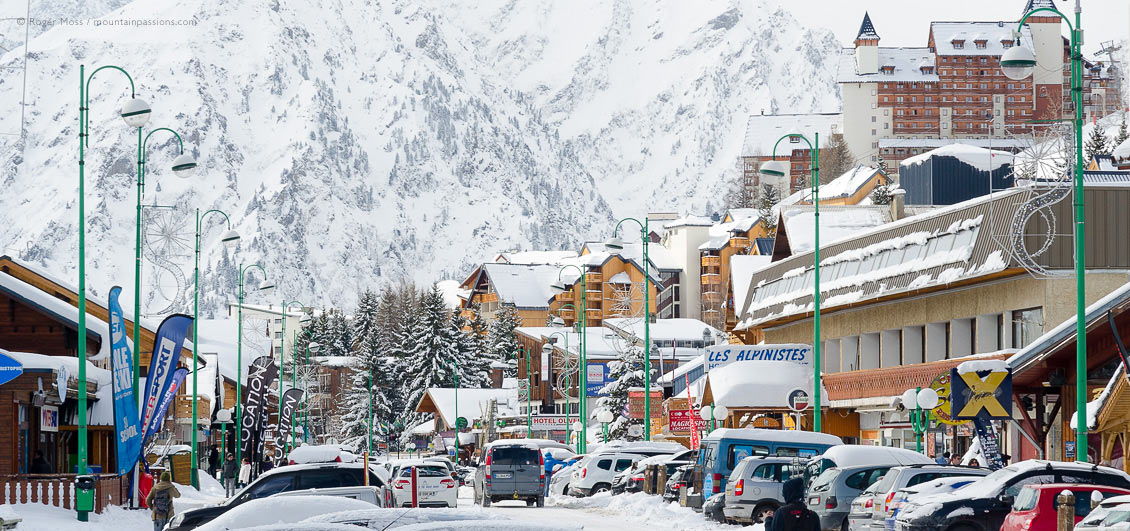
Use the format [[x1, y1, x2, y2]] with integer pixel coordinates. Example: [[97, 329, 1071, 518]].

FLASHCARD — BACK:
[[480, 292, 499, 303], [557, 290, 574, 300], [701, 273, 722, 285], [729, 236, 750, 249], [702, 290, 723, 302], [701, 255, 721, 267], [585, 272, 603, 283], [585, 308, 603, 318], [585, 289, 603, 301], [558, 308, 575, 319]]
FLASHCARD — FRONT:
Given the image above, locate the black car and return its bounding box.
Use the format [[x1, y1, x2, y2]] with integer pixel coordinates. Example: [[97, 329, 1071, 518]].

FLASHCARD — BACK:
[[703, 491, 727, 522], [165, 463, 383, 530], [895, 460, 1130, 531], [664, 465, 693, 503]]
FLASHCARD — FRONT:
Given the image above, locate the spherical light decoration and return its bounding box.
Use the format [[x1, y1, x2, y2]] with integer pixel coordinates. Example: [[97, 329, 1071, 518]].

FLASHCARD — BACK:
[[551, 316, 566, 327], [759, 160, 788, 177], [541, 343, 553, 355], [572, 421, 583, 432], [299, 314, 312, 325], [1000, 45, 1036, 80], [171, 153, 198, 178], [916, 388, 940, 410], [597, 409, 614, 424], [699, 405, 713, 421], [900, 389, 919, 409], [120, 98, 152, 128], [308, 341, 321, 353], [220, 229, 240, 250], [713, 405, 729, 419]]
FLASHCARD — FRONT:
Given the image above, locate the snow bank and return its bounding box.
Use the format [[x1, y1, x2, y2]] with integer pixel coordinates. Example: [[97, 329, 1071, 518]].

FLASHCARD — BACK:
[[706, 361, 823, 409], [197, 495, 375, 530], [553, 491, 747, 531], [817, 444, 934, 468], [302, 507, 507, 528], [288, 444, 351, 464], [4, 502, 151, 531]]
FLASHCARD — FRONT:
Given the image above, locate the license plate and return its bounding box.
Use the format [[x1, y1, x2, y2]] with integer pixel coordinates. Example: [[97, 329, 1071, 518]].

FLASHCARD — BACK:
[[496, 472, 512, 479], [420, 490, 438, 497], [809, 496, 820, 505]]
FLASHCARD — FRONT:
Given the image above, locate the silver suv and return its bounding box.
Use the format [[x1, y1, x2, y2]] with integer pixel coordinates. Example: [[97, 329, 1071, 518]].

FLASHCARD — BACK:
[[855, 464, 988, 530], [808, 464, 890, 531], [722, 456, 805, 525]]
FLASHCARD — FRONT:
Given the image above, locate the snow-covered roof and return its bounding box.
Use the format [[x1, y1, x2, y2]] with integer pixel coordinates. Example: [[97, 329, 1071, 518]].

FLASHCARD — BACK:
[[1094, 154, 1119, 171], [0, 271, 112, 361], [703, 428, 842, 446], [837, 48, 938, 83], [1071, 365, 1123, 430], [312, 356, 357, 368], [2, 348, 114, 426], [817, 165, 883, 201], [435, 279, 469, 309], [879, 137, 1029, 150], [410, 419, 436, 436], [741, 113, 843, 156], [856, 12, 879, 40], [930, 22, 1033, 57], [663, 215, 715, 230], [703, 361, 824, 409], [186, 353, 219, 417], [607, 272, 633, 285], [816, 444, 935, 467], [494, 250, 578, 265], [731, 255, 773, 314], [725, 208, 759, 222], [480, 263, 561, 309], [779, 206, 893, 254], [901, 144, 1013, 172], [415, 387, 519, 430], [515, 326, 628, 360], [580, 241, 681, 273], [698, 216, 762, 251], [1114, 138, 1130, 161], [602, 318, 722, 344], [228, 303, 306, 318]]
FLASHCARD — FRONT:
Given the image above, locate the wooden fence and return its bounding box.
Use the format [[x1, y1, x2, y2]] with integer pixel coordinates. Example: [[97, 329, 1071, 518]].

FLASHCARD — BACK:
[[0, 474, 126, 513]]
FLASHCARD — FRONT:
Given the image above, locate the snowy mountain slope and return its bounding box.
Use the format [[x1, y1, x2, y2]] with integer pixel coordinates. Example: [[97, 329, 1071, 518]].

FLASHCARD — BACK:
[[0, 0, 613, 313], [428, 0, 844, 215]]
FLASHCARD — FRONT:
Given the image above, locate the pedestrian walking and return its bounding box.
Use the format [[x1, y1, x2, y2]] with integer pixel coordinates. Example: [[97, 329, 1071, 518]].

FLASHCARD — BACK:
[[145, 470, 181, 531], [207, 444, 220, 479], [238, 457, 252, 488], [221, 453, 238, 496], [543, 450, 564, 496], [766, 477, 820, 531], [935, 451, 949, 465]]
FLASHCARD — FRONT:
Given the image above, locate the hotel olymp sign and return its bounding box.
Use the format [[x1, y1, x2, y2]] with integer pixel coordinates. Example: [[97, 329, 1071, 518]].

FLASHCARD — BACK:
[[705, 343, 812, 372]]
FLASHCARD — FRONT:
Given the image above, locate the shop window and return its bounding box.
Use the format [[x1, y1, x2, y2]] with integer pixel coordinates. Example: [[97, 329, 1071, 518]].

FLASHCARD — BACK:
[[1012, 307, 1044, 348]]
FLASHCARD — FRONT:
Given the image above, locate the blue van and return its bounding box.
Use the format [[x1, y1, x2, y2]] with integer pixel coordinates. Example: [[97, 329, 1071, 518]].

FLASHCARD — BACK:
[[698, 428, 842, 500]]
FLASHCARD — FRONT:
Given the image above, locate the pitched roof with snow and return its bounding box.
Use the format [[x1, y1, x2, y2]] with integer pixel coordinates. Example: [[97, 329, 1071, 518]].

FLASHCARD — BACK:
[[777, 206, 893, 255], [703, 361, 826, 410], [817, 165, 885, 201], [731, 255, 773, 314], [494, 250, 578, 265], [480, 263, 562, 309], [741, 113, 843, 156], [1114, 138, 1130, 161], [837, 48, 938, 83], [415, 387, 519, 430], [929, 22, 1033, 57]]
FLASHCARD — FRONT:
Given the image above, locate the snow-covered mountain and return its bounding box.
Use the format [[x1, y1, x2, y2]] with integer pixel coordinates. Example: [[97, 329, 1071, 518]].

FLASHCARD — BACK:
[[0, 0, 840, 312]]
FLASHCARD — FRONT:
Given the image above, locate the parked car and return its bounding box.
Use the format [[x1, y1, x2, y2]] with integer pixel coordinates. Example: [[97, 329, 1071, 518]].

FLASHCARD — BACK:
[[1001, 483, 1130, 531], [302, 507, 509, 528], [612, 454, 691, 495], [703, 491, 727, 523], [663, 465, 694, 504], [387, 460, 459, 508], [722, 455, 806, 525], [895, 460, 1130, 531], [274, 485, 384, 506], [548, 457, 584, 497], [807, 464, 891, 531], [1092, 502, 1130, 530], [473, 440, 545, 507], [286, 444, 358, 465], [698, 428, 843, 502], [805, 446, 935, 487], [1077, 494, 1130, 528], [848, 480, 886, 531], [167, 463, 384, 530], [881, 476, 986, 530], [189, 495, 375, 530], [570, 452, 641, 497], [861, 465, 991, 530]]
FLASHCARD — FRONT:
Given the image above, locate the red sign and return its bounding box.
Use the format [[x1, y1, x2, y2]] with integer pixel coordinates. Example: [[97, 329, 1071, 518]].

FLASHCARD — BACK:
[[668, 409, 707, 434], [628, 390, 664, 419]]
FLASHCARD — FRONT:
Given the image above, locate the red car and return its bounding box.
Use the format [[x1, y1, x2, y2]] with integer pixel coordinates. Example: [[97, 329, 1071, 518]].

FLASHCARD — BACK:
[[1002, 483, 1130, 531]]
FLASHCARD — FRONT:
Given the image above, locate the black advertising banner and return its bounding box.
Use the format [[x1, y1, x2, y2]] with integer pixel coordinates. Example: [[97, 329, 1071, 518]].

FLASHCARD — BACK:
[[275, 388, 304, 454], [971, 415, 1005, 471], [240, 356, 278, 461]]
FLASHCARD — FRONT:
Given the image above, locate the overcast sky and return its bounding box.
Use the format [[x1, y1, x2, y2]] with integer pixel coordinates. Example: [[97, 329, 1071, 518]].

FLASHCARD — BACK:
[[771, 0, 1129, 57]]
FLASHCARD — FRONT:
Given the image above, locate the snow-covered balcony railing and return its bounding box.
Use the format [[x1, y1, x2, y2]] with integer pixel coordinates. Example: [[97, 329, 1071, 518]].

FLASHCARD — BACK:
[[701, 255, 722, 267], [584, 272, 602, 283], [0, 474, 125, 514], [585, 289, 602, 301], [700, 273, 722, 285], [729, 236, 751, 249]]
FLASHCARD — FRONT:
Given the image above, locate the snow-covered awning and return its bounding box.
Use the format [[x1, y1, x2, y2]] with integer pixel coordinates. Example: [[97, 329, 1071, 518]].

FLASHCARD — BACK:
[[702, 360, 824, 410], [414, 388, 519, 431], [2, 348, 114, 426]]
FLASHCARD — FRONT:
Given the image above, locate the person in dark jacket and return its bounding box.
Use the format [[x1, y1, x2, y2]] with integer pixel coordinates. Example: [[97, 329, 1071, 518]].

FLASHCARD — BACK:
[[30, 450, 51, 474], [221, 453, 238, 497], [145, 470, 181, 531], [207, 444, 220, 478], [766, 477, 820, 531]]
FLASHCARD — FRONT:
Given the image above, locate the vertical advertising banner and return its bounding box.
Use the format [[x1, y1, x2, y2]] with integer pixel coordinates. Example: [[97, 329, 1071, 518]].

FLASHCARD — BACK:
[[146, 368, 187, 439], [240, 356, 279, 460], [107, 287, 142, 475], [275, 388, 304, 456], [140, 314, 194, 443]]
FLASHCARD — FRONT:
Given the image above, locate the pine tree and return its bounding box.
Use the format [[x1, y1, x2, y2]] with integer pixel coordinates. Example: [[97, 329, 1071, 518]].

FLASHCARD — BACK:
[[399, 285, 457, 442], [1085, 124, 1110, 162], [1115, 116, 1129, 151], [449, 312, 491, 389], [338, 290, 397, 452], [757, 184, 780, 233], [486, 305, 521, 378], [819, 134, 854, 185], [595, 344, 656, 441]]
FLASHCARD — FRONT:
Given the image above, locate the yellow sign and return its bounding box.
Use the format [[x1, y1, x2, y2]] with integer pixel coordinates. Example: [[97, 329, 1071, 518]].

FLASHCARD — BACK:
[[955, 371, 1010, 417], [929, 371, 963, 426]]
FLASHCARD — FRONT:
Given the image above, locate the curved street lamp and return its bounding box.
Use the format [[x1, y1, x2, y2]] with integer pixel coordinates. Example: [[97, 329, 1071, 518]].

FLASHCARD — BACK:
[[607, 219, 655, 440], [76, 65, 147, 504], [190, 209, 238, 488], [596, 408, 614, 442], [516, 346, 533, 437], [551, 264, 589, 452], [1004, 0, 1088, 460], [760, 132, 822, 432], [544, 332, 571, 447], [235, 264, 273, 465]]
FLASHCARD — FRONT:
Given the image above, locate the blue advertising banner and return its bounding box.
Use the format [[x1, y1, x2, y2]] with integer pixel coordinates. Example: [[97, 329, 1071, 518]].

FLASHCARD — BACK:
[[141, 314, 193, 443], [107, 287, 142, 475], [586, 362, 609, 397], [146, 367, 187, 440], [0, 350, 23, 386]]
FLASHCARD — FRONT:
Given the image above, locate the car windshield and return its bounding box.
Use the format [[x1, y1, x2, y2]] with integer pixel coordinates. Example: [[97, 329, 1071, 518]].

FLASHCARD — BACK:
[[398, 465, 448, 478], [1013, 486, 1039, 511], [491, 447, 539, 465], [1102, 507, 1130, 526], [811, 468, 840, 492], [947, 464, 1020, 498]]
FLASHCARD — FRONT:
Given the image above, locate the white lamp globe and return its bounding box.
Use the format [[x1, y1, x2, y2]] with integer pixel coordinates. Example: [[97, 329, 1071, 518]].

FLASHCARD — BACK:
[[1000, 44, 1036, 80], [900, 389, 919, 409], [220, 229, 240, 249], [714, 405, 729, 419], [699, 406, 713, 421], [605, 235, 625, 252], [257, 280, 275, 295], [120, 98, 152, 128], [917, 388, 940, 410], [572, 421, 583, 432], [759, 160, 787, 177], [171, 153, 198, 178], [597, 409, 614, 424]]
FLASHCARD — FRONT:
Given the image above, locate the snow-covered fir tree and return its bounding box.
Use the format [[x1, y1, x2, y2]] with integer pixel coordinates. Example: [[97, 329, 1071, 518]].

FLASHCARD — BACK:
[[486, 305, 521, 377], [399, 285, 458, 442], [1085, 124, 1110, 161], [595, 344, 656, 441], [449, 312, 492, 388], [1115, 116, 1129, 149], [338, 290, 396, 452]]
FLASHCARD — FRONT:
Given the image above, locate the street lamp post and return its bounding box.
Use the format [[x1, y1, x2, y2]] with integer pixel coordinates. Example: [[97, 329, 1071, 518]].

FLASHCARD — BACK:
[[607, 219, 654, 440], [137, 127, 197, 415], [760, 133, 822, 432], [236, 264, 274, 465], [76, 65, 150, 502], [597, 409, 614, 442], [192, 209, 239, 488], [1001, 0, 1088, 462], [552, 264, 588, 452], [901, 387, 940, 454], [518, 346, 532, 437], [278, 300, 308, 453], [545, 332, 570, 446]]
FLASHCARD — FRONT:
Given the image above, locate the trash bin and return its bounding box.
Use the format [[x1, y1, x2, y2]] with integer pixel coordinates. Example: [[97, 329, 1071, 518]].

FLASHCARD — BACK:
[[75, 475, 96, 520]]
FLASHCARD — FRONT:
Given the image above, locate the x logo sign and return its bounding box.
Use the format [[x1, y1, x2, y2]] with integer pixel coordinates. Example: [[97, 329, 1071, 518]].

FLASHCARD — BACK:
[[956, 371, 1009, 417]]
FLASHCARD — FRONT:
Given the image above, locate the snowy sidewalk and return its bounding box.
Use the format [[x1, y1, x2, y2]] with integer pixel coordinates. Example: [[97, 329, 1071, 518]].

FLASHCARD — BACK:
[[549, 492, 753, 530]]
